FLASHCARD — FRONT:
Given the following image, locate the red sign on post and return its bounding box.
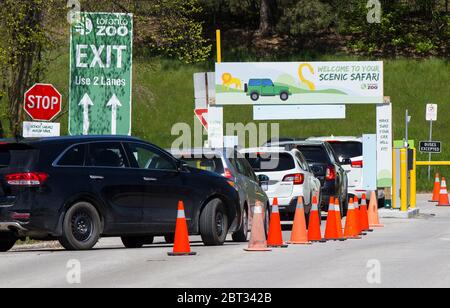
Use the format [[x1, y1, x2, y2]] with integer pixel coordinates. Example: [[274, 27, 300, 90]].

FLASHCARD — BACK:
[[24, 83, 62, 121]]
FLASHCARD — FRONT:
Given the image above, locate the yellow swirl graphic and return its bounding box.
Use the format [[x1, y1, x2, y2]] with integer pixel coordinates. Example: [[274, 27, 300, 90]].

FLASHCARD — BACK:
[[298, 63, 316, 91]]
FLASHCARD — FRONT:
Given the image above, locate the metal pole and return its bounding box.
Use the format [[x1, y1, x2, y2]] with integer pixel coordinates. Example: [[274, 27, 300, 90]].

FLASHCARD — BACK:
[[216, 30, 222, 63], [410, 148, 417, 209], [428, 120, 433, 180], [400, 148, 408, 212]]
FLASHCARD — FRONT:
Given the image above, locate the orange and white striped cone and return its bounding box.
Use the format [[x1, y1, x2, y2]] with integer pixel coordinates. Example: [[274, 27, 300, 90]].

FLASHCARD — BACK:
[[244, 201, 271, 252], [438, 178, 450, 207], [430, 173, 441, 202], [168, 201, 196, 256], [267, 198, 288, 248], [288, 197, 311, 245], [360, 194, 373, 232], [344, 198, 362, 240], [368, 191, 384, 228], [308, 195, 326, 243]]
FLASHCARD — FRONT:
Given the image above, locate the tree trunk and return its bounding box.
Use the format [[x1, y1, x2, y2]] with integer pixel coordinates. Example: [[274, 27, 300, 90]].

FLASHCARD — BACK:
[[258, 0, 274, 36]]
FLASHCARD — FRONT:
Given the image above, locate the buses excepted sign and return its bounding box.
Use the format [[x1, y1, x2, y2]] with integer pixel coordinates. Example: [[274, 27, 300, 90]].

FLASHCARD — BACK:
[[419, 141, 442, 154]]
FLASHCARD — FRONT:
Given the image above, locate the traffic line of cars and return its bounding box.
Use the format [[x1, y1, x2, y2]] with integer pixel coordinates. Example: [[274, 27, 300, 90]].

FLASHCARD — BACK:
[[0, 135, 381, 252]]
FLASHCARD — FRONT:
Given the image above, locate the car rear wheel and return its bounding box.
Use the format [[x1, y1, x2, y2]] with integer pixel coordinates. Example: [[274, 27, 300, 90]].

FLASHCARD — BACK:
[[121, 236, 154, 248], [0, 233, 17, 252], [250, 92, 259, 101], [200, 199, 229, 246], [232, 208, 249, 242], [280, 92, 289, 101], [59, 201, 101, 251]]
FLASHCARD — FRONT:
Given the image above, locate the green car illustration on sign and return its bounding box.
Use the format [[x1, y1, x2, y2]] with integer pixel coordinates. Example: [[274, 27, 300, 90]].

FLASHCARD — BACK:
[[244, 79, 292, 101]]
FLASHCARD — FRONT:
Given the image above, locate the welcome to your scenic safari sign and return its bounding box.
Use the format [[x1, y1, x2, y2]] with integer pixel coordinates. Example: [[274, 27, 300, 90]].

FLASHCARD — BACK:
[[215, 61, 384, 105], [69, 12, 133, 136]]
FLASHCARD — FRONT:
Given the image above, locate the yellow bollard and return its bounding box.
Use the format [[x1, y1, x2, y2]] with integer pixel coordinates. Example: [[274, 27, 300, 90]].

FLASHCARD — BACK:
[[400, 148, 408, 212], [216, 30, 222, 63], [410, 148, 417, 209], [392, 149, 397, 209]]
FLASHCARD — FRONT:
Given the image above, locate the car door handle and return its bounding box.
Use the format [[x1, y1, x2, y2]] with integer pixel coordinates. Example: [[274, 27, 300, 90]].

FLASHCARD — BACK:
[[90, 175, 104, 180], [143, 177, 158, 182]]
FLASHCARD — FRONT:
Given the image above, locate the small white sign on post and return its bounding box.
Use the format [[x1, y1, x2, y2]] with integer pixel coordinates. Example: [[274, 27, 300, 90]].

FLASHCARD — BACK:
[[23, 121, 60, 138], [426, 104, 438, 121]]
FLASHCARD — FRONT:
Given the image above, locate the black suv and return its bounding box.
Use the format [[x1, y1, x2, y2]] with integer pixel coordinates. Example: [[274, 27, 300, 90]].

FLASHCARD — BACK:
[[270, 140, 348, 215], [0, 136, 241, 251]]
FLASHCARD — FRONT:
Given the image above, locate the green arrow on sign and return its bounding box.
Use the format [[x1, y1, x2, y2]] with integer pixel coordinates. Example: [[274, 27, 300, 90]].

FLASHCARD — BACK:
[[69, 12, 133, 136]]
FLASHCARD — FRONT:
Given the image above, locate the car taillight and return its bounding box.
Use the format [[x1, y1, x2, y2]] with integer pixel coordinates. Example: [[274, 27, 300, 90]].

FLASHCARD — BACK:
[[351, 160, 363, 168], [223, 168, 233, 179], [283, 173, 304, 185], [326, 166, 336, 181], [5, 172, 49, 186]]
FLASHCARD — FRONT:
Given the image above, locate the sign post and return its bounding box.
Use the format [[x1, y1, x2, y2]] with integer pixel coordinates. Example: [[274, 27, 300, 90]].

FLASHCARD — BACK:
[[426, 104, 438, 179], [69, 12, 133, 135]]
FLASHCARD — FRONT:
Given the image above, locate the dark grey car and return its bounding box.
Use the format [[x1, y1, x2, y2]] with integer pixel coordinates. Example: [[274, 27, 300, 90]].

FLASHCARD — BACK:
[[170, 148, 270, 242]]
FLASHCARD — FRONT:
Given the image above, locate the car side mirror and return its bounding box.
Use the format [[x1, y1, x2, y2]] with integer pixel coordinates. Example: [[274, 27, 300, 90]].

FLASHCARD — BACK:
[[258, 174, 269, 184]]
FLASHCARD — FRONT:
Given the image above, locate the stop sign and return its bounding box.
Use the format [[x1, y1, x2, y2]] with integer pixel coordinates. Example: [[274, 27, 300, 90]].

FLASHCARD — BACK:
[[24, 83, 62, 121]]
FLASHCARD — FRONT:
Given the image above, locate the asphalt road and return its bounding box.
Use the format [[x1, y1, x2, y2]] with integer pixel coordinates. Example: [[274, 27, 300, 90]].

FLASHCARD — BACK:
[[1, 194, 450, 288]]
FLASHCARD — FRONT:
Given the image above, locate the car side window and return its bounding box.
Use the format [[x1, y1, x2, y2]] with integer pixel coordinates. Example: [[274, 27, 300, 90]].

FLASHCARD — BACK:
[[57, 144, 86, 166], [87, 142, 128, 168], [241, 158, 258, 182], [126, 143, 176, 171]]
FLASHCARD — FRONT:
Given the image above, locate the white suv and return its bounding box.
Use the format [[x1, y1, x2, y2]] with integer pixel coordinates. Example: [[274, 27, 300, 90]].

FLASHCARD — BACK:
[[240, 147, 321, 221], [307, 136, 384, 204]]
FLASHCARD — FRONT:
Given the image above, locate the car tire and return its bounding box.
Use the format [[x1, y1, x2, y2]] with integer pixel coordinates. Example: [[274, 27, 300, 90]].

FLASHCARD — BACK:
[[232, 208, 249, 242], [200, 199, 229, 246], [264, 204, 270, 237], [250, 92, 259, 101], [378, 197, 386, 209], [280, 92, 289, 101], [164, 234, 174, 244], [121, 236, 154, 248], [59, 201, 101, 251], [0, 233, 17, 252]]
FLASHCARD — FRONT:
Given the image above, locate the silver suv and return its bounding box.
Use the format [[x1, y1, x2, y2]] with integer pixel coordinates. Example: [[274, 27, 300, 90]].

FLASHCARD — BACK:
[[170, 148, 270, 242]]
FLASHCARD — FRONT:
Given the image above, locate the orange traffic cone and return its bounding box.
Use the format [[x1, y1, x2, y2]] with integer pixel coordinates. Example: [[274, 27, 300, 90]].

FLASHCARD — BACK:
[[325, 197, 346, 241], [267, 198, 288, 248], [438, 178, 450, 207], [360, 194, 372, 232], [353, 196, 362, 235], [308, 195, 326, 243], [168, 201, 196, 256], [288, 197, 311, 245], [334, 198, 344, 239], [344, 198, 362, 239], [430, 173, 441, 202], [368, 191, 384, 228], [244, 201, 271, 252]]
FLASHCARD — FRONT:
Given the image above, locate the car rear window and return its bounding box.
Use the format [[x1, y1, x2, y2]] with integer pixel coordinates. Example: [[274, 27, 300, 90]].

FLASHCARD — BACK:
[[328, 141, 362, 159], [0, 143, 39, 169], [296, 146, 330, 163], [245, 153, 295, 172], [182, 157, 224, 174]]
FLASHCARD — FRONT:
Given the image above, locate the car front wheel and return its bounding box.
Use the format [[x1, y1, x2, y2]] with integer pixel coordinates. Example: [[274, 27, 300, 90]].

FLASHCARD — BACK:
[[200, 199, 229, 246], [0, 233, 17, 252], [59, 201, 101, 251]]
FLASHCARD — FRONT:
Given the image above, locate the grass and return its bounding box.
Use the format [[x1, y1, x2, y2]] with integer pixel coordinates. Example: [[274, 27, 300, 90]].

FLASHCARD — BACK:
[[21, 51, 450, 192]]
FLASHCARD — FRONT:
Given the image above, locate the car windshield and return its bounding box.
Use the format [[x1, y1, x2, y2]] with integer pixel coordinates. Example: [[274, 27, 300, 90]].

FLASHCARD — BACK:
[[182, 156, 224, 174], [296, 146, 330, 163], [244, 153, 295, 172], [328, 141, 362, 159]]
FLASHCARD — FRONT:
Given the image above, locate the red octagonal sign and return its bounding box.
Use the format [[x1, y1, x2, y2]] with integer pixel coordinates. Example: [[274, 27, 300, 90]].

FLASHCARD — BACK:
[[24, 83, 62, 121]]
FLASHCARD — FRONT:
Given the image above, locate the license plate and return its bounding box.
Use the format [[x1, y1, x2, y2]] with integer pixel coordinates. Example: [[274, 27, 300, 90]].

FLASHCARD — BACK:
[[262, 183, 268, 191]]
